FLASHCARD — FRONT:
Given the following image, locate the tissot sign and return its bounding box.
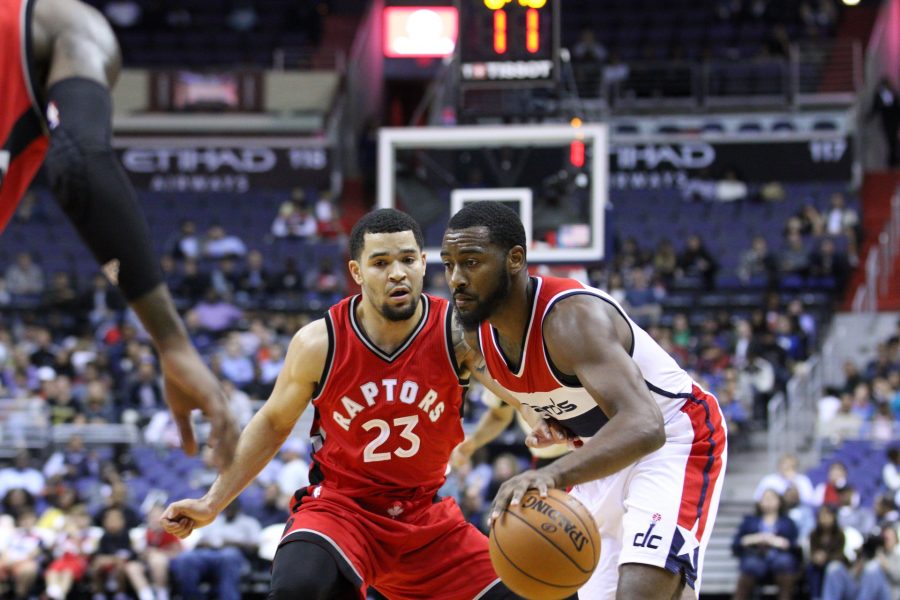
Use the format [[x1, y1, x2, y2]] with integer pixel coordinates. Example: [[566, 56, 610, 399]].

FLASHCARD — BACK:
[[113, 140, 330, 193], [609, 137, 852, 190]]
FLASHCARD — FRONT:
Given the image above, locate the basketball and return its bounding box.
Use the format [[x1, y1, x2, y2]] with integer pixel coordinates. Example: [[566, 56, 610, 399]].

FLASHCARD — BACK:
[[488, 488, 600, 600]]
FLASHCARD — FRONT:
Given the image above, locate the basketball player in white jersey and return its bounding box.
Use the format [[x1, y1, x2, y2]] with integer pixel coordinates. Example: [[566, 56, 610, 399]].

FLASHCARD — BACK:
[[441, 201, 727, 600]]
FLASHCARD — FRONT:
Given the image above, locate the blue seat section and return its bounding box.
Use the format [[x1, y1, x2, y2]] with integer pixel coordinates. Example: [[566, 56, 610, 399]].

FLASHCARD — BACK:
[[0, 189, 344, 290], [609, 183, 857, 289], [807, 440, 896, 510]]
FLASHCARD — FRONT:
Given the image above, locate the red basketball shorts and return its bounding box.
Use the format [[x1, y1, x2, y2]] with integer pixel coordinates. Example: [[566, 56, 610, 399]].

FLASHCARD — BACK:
[[279, 485, 503, 599]]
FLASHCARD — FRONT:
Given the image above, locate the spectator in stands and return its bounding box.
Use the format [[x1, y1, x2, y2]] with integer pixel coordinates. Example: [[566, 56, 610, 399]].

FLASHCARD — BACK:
[[602, 50, 629, 92], [218, 335, 254, 390], [90, 507, 153, 600], [651, 239, 678, 284], [222, 380, 254, 429], [143, 504, 182, 600], [44, 506, 95, 600], [174, 258, 210, 305], [251, 482, 290, 527], [304, 257, 345, 305], [738, 236, 779, 287], [741, 349, 777, 423], [778, 231, 810, 280], [677, 234, 718, 290], [763, 24, 791, 59], [193, 290, 242, 334], [37, 485, 80, 531], [236, 249, 270, 301], [124, 359, 164, 424], [80, 380, 118, 423], [794, 203, 825, 238], [732, 488, 800, 600], [807, 505, 846, 600], [5, 252, 44, 296], [43, 435, 99, 484], [210, 258, 240, 300], [837, 486, 875, 535], [271, 256, 305, 298], [1, 489, 36, 523], [870, 78, 899, 168], [755, 454, 816, 506], [275, 437, 309, 500], [271, 194, 318, 240], [823, 192, 860, 242], [43, 271, 78, 310], [809, 237, 851, 291], [168, 219, 201, 261], [821, 392, 865, 446], [0, 510, 42, 600], [718, 375, 750, 451], [866, 343, 899, 381], [94, 481, 142, 531], [571, 28, 607, 97], [884, 448, 900, 497], [0, 450, 45, 499], [817, 462, 853, 509], [169, 500, 260, 600], [623, 268, 663, 327], [715, 169, 749, 202], [203, 225, 247, 260], [784, 486, 816, 540], [256, 342, 285, 397], [81, 273, 126, 326], [821, 529, 896, 600]]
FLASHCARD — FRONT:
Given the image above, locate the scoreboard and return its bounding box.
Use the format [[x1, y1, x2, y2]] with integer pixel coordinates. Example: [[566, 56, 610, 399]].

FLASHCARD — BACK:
[[457, 0, 559, 86]]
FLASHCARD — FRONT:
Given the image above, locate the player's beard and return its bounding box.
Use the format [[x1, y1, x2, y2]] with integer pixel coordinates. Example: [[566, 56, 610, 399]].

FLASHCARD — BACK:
[[381, 293, 420, 322], [454, 268, 510, 330]]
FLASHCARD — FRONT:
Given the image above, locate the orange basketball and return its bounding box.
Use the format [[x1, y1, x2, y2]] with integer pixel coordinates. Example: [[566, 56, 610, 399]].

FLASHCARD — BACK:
[[488, 488, 600, 600]]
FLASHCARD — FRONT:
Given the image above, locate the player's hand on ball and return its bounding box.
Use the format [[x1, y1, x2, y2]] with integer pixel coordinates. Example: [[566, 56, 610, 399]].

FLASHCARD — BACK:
[[158, 342, 239, 470], [160, 497, 218, 539], [490, 469, 558, 524]]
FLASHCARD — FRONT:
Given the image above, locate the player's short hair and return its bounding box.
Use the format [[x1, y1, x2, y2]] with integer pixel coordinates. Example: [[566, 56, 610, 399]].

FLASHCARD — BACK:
[[349, 208, 425, 260], [447, 201, 527, 256]]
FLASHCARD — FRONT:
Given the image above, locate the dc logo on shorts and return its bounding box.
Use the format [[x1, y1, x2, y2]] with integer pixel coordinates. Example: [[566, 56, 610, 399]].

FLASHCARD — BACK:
[[633, 523, 663, 550]]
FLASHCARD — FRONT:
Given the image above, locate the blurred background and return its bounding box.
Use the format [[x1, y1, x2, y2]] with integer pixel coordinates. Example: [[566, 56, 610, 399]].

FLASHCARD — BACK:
[[0, 0, 899, 598]]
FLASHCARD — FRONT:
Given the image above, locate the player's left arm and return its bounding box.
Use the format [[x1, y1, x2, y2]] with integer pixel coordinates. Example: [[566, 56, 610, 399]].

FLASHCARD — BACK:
[[490, 295, 665, 518]]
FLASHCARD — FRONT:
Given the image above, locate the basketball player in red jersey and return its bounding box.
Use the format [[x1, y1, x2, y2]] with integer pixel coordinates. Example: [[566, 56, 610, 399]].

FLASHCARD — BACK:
[[160, 209, 557, 599], [0, 0, 237, 467], [441, 201, 727, 600]]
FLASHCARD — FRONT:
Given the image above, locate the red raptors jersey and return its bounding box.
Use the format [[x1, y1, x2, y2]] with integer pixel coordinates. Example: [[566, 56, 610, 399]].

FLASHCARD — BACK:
[[0, 0, 48, 233], [305, 293, 467, 503]]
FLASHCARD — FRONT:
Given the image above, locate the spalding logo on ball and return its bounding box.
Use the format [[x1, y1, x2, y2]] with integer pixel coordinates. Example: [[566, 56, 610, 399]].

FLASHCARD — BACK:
[[489, 489, 600, 600]]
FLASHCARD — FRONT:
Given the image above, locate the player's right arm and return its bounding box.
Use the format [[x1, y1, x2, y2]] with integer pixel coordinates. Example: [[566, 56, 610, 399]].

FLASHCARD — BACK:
[[160, 319, 329, 538]]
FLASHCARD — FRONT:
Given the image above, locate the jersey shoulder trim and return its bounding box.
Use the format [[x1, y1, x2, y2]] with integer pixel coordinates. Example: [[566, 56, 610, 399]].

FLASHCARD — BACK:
[[310, 314, 335, 402]]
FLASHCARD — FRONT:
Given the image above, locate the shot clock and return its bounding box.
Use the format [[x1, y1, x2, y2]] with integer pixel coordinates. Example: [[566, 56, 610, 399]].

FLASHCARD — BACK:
[[457, 0, 559, 87]]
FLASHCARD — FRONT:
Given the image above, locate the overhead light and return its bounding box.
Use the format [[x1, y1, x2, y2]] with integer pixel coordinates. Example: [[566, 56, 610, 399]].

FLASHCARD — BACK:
[[842, 0, 860, 6]]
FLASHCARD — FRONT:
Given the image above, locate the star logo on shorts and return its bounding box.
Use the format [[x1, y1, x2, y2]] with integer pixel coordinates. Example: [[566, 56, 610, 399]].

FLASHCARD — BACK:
[[387, 503, 404, 518], [675, 521, 701, 570]]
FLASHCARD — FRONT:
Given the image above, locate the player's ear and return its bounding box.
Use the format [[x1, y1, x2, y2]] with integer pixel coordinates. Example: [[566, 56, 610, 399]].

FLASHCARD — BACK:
[[348, 260, 363, 285], [507, 245, 526, 275]]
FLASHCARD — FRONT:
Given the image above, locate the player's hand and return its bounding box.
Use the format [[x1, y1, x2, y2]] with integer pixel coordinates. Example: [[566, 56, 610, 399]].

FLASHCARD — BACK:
[[158, 342, 239, 469], [526, 418, 581, 449], [450, 440, 474, 471], [489, 469, 558, 525], [160, 497, 218, 539]]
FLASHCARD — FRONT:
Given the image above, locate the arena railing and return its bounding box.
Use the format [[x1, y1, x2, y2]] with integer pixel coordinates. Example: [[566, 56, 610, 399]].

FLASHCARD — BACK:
[[572, 39, 861, 113], [852, 186, 900, 312]]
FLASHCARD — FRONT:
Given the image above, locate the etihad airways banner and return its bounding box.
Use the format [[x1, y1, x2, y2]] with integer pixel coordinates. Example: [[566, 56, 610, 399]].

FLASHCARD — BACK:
[[608, 136, 852, 190], [112, 138, 330, 193]]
